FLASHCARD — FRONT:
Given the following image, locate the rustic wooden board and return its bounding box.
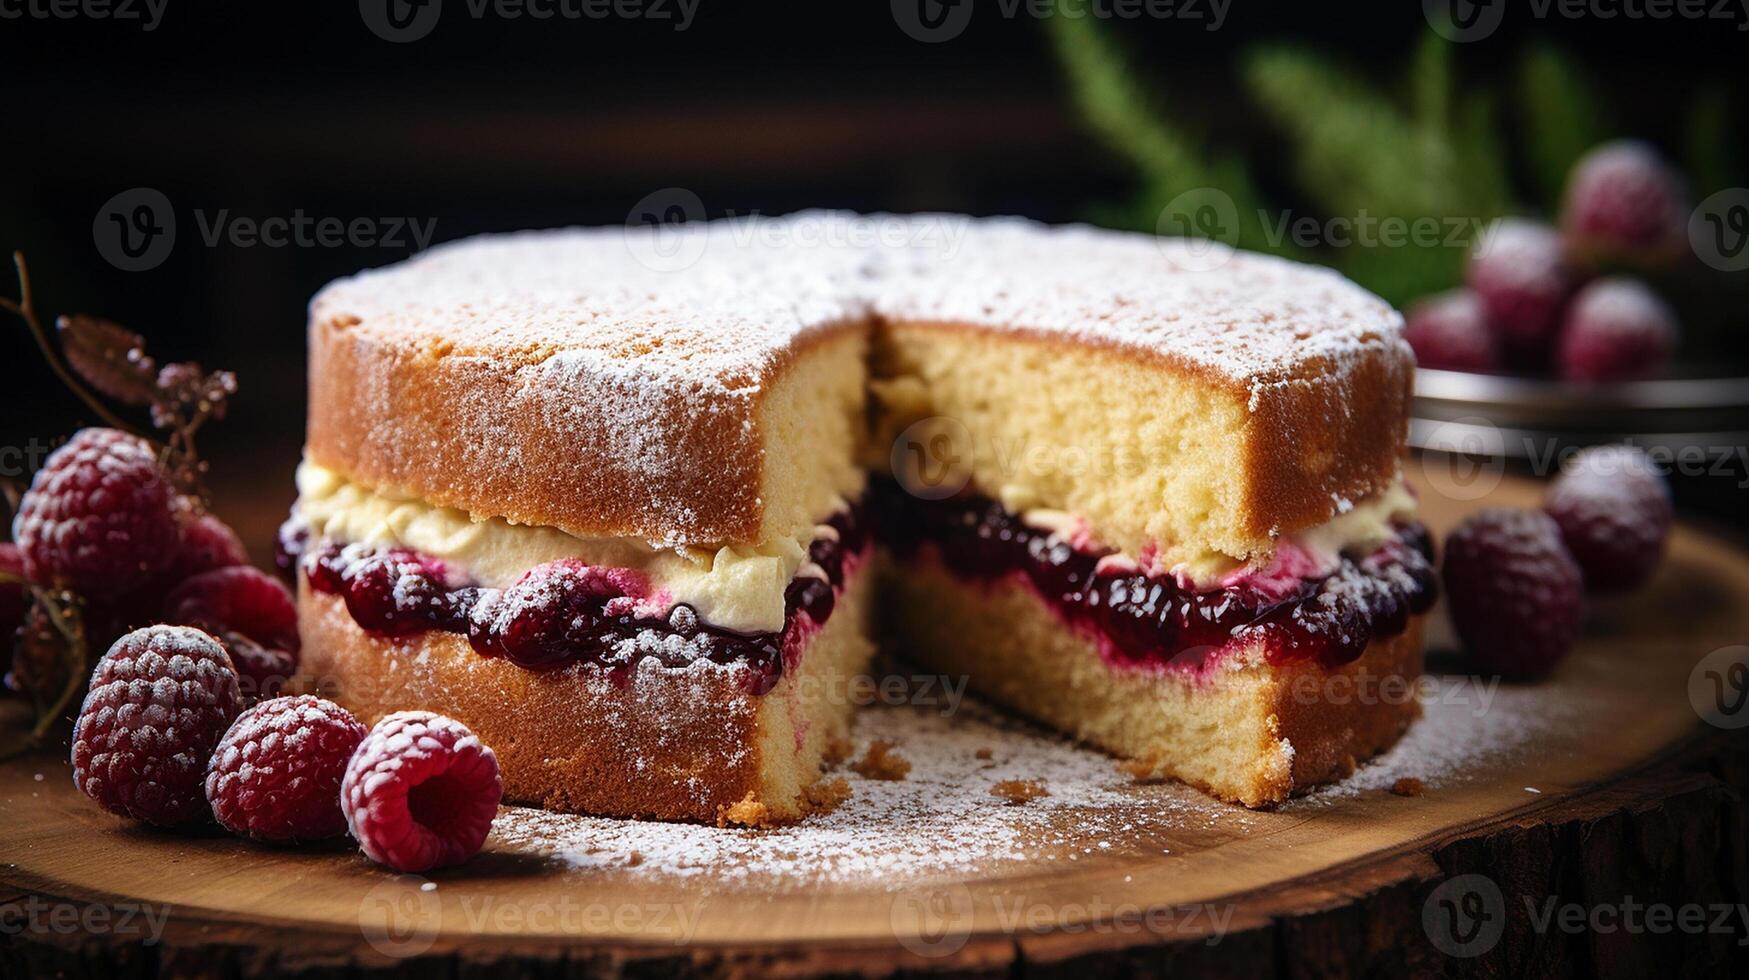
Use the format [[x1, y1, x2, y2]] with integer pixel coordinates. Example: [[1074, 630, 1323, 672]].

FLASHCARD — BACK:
[[3, 463, 1748, 978]]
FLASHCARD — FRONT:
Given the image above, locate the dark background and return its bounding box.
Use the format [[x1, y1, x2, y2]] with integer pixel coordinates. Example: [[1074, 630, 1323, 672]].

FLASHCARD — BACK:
[[3, 1, 1746, 549]]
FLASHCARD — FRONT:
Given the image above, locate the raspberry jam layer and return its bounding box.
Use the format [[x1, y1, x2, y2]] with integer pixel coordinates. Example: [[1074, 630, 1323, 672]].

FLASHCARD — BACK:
[[290, 507, 868, 695], [869, 478, 1436, 671]]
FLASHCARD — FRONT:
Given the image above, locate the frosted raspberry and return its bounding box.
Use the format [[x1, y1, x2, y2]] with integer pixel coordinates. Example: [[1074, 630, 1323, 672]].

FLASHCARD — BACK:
[[206, 695, 367, 841], [342, 711, 502, 873], [164, 566, 299, 652], [1555, 278, 1678, 383], [1561, 140, 1689, 266], [168, 512, 250, 582], [70, 625, 244, 826], [1402, 290, 1502, 373], [13, 428, 182, 596], [342, 549, 452, 636], [1442, 509, 1584, 679], [215, 631, 298, 701], [1544, 445, 1673, 593], [466, 559, 628, 671], [1465, 219, 1579, 367]]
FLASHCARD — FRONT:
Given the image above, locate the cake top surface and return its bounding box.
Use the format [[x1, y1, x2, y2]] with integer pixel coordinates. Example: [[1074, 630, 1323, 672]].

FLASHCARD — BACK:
[[311, 211, 1403, 397]]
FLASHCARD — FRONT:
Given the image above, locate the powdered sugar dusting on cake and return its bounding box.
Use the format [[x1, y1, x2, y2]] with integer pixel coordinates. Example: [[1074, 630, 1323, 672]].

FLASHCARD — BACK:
[[313, 211, 1401, 416], [486, 676, 1576, 888]]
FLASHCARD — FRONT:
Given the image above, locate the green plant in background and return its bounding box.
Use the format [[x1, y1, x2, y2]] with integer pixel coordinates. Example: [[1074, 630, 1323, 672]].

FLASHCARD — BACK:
[[1049, 15, 1736, 316]]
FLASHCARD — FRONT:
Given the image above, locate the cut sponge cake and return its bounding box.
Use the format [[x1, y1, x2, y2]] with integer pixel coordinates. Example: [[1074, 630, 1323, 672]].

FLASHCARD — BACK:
[[291, 213, 1429, 820]]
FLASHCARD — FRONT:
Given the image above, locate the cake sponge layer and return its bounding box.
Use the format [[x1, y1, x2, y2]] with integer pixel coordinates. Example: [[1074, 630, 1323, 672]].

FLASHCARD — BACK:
[[307, 214, 1409, 555], [880, 558, 1423, 806], [297, 569, 874, 825]]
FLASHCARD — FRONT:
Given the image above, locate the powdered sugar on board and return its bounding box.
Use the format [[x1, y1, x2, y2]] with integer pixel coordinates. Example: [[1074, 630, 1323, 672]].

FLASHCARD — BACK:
[[487, 674, 1583, 890]]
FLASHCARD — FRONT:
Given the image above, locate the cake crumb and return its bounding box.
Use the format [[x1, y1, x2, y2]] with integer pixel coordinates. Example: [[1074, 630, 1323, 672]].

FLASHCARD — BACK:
[[822, 737, 853, 767], [717, 793, 772, 828], [803, 777, 853, 815], [1118, 757, 1165, 783], [974, 747, 993, 760], [992, 779, 1049, 806], [626, 851, 644, 867], [851, 740, 911, 781], [1390, 777, 1424, 797]]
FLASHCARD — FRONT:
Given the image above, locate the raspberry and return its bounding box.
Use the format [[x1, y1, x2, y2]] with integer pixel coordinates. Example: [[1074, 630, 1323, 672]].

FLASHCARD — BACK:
[[1561, 141, 1689, 267], [274, 514, 309, 583], [13, 428, 182, 597], [1555, 278, 1678, 383], [1465, 219, 1578, 367], [1544, 445, 1673, 593], [467, 560, 626, 671], [215, 631, 298, 701], [343, 549, 453, 636], [168, 512, 250, 582], [1442, 509, 1584, 679], [1402, 290, 1502, 373], [165, 566, 300, 652], [342, 711, 502, 872], [206, 695, 367, 841], [70, 625, 244, 826]]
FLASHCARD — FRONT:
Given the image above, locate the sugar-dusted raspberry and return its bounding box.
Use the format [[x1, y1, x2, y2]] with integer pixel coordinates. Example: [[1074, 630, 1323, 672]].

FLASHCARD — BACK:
[[70, 625, 243, 826], [1465, 219, 1578, 367], [1561, 140, 1689, 266], [342, 711, 502, 873], [1403, 289, 1502, 373], [13, 428, 182, 597], [467, 559, 628, 671], [214, 630, 298, 701], [206, 695, 367, 841], [1442, 509, 1584, 679], [273, 514, 309, 583], [1555, 278, 1678, 383], [169, 511, 250, 582], [343, 549, 453, 636], [1544, 445, 1673, 593], [165, 566, 300, 652]]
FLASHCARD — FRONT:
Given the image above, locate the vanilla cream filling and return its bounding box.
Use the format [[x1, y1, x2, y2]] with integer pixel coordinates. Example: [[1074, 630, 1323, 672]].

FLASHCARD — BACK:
[[294, 462, 815, 634]]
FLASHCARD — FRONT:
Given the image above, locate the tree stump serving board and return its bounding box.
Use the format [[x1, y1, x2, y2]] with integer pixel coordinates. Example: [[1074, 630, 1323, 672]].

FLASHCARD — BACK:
[[3, 462, 1748, 978]]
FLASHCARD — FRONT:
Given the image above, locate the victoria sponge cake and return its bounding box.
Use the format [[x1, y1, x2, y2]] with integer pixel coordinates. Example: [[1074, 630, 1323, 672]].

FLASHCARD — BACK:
[[287, 212, 1434, 822]]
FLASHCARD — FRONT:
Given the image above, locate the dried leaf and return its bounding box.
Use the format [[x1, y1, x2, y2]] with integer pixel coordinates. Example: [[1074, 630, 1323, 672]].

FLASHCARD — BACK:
[[56, 314, 158, 406], [11, 600, 73, 712]]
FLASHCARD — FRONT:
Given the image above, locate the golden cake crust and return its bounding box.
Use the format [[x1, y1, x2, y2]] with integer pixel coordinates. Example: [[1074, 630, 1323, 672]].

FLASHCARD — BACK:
[[306, 214, 1409, 554]]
